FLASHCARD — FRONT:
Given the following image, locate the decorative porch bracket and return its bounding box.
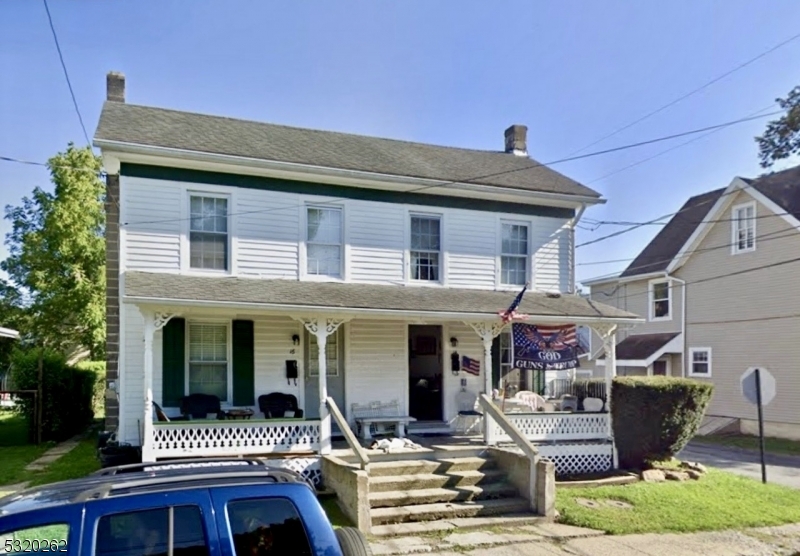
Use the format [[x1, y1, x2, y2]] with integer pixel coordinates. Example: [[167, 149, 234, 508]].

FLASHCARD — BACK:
[[465, 320, 507, 445], [295, 316, 351, 456], [141, 310, 181, 462], [588, 321, 618, 468]]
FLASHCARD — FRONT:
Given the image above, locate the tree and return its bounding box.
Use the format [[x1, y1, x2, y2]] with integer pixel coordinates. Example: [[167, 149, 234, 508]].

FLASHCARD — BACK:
[[1, 144, 105, 357], [756, 85, 800, 168]]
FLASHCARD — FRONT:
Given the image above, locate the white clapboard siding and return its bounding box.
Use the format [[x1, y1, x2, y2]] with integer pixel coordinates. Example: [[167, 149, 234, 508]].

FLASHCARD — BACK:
[[253, 316, 305, 412], [348, 201, 405, 282], [121, 303, 145, 445], [448, 211, 497, 289], [237, 190, 300, 278], [442, 323, 486, 422], [533, 219, 572, 292], [122, 178, 182, 271], [346, 320, 407, 421]]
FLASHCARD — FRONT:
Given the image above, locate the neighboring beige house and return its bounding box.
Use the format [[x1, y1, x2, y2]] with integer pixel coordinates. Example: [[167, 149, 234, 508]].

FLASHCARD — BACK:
[[583, 164, 800, 440]]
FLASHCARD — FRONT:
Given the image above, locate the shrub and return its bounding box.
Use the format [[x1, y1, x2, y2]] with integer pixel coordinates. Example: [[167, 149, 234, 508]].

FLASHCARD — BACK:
[[75, 361, 106, 419], [10, 349, 99, 442], [611, 376, 713, 470]]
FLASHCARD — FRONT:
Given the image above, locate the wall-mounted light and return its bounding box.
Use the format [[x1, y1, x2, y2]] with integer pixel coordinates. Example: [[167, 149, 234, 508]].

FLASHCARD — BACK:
[[292, 334, 300, 346], [450, 337, 459, 348]]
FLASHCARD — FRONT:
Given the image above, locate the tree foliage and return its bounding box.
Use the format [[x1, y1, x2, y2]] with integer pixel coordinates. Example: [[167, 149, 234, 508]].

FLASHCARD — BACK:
[[756, 85, 800, 168], [1, 144, 106, 357]]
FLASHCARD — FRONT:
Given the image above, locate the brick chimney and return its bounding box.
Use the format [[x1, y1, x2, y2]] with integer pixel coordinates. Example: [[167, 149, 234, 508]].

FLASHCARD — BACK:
[[106, 71, 125, 102], [504, 124, 527, 156]]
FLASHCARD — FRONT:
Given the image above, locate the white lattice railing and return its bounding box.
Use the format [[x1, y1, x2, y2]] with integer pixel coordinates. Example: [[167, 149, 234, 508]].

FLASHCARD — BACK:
[[152, 420, 321, 459], [489, 412, 610, 443], [537, 443, 613, 476]]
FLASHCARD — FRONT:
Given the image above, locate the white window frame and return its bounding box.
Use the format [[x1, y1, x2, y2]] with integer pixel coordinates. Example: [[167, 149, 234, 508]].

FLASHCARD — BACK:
[[185, 320, 233, 404], [648, 279, 672, 321], [499, 221, 530, 287], [183, 189, 234, 275], [731, 201, 756, 254], [688, 347, 712, 378], [408, 212, 443, 284], [303, 204, 344, 280]]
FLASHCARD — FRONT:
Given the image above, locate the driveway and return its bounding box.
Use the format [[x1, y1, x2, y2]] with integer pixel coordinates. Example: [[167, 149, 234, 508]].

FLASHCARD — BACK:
[[680, 441, 800, 489]]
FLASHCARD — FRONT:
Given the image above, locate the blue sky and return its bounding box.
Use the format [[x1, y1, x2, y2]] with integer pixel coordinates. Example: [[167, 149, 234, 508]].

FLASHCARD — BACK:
[[1, 1, 799, 284]]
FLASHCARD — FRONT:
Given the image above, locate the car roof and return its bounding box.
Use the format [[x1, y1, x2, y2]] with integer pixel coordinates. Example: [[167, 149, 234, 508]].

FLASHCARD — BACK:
[[0, 458, 311, 517]]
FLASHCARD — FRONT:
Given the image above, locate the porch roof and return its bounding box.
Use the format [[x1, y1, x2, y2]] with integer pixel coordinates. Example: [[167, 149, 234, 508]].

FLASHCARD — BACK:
[[124, 271, 640, 323]]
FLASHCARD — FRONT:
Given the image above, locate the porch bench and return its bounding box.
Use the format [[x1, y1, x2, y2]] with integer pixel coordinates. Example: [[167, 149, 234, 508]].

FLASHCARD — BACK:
[[351, 400, 416, 440]]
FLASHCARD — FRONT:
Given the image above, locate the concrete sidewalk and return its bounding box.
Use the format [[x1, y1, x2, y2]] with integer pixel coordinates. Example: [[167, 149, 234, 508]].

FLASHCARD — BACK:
[[371, 522, 800, 555], [681, 442, 800, 489]]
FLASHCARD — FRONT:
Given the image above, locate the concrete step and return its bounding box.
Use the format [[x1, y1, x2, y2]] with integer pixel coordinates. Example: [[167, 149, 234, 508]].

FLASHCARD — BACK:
[[370, 498, 532, 525], [369, 483, 519, 508], [370, 514, 545, 537], [367, 456, 497, 477], [369, 469, 506, 492]]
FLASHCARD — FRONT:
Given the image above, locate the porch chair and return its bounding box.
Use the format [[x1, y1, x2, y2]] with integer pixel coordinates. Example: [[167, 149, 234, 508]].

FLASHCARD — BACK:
[[582, 397, 604, 412], [258, 392, 303, 419], [179, 393, 223, 420], [454, 389, 483, 435], [152, 402, 188, 422], [559, 394, 579, 412]]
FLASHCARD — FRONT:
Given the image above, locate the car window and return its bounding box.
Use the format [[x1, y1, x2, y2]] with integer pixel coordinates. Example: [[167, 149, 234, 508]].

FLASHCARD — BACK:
[[1, 524, 69, 554], [95, 506, 209, 556], [227, 498, 312, 556]]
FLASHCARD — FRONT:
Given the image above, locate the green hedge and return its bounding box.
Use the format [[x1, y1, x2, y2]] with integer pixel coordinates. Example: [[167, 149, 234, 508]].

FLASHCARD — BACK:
[[611, 376, 713, 470], [11, 349, 101, 442], [75, 361, 106, 419]]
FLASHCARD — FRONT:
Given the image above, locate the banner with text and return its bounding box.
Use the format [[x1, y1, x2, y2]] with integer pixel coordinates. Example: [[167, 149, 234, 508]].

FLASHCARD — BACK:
[[511, 323, 579, 371]]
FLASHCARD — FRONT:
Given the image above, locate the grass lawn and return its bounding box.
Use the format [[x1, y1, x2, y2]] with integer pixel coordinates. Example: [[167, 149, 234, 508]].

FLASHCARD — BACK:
[[557, 466, 800, 535], [693, 433, 800, 457], [0, 411, 31, 447], [319, 496, 353, 529]]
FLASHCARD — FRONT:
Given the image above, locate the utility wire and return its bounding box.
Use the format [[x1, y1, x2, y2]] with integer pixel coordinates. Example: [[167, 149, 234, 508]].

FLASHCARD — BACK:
[[43, 0, 91, 146], [565, 31, 800, 157]]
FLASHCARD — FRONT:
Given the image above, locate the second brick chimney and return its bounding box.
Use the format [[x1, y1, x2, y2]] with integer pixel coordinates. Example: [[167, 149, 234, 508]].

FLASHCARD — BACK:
[[504, 124, 528, 156], [107, 71, 125, 102]]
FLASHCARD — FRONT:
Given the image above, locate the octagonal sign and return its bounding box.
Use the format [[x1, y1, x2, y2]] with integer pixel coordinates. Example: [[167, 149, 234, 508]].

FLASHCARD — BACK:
[[740, 367, 776, 407]]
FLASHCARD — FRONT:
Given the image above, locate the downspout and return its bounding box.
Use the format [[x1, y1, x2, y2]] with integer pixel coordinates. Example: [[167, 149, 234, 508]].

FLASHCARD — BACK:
[[570, 203, 587, 294], [665, 273, 687, 378]]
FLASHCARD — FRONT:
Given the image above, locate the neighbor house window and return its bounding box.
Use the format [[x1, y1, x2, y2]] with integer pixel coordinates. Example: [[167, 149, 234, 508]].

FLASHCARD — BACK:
[[190, 195, 229, 270], [306, 206, 342, 277], [410, 215, 441, 281], [501, 223, 528, 286], [689, 348, 712, 377], [649, 280, 671, 320], [732, 201, 756, 253], [306, 330, 339, 376], [188, 323, 229, 401]]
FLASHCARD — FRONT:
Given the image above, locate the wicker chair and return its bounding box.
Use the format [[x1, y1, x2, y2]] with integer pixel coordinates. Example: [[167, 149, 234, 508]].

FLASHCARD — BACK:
[[258, 393, 304, 419]]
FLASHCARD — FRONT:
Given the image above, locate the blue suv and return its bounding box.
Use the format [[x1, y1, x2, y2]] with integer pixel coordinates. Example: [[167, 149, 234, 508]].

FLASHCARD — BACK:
[[0, 458, 372, 556]]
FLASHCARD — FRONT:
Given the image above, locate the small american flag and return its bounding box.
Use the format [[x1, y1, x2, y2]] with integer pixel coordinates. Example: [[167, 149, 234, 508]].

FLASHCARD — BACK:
[[461, 355, 481, 376], [498, 284, 530, 324]]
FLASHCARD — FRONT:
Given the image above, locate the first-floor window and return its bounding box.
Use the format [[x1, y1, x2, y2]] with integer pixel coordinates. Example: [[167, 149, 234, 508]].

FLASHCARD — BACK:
[[306, 329, 340, 376], [689, 348, 712, 377], [189, 323, 229, 400]]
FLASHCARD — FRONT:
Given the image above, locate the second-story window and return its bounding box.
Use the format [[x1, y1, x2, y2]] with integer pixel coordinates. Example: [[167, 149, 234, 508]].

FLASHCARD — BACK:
[[190, 195, 228, 271], [410, 215, 441, 281], [501, 223, 528, 285], [649, 280, 671, 320], [732, 201, 756, 253], [307, 206, 342, 277]]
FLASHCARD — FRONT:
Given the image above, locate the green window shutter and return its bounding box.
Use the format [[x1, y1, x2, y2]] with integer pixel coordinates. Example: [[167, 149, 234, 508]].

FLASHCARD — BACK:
[[162, 318, 186, 407], [232, 320, 255, 406]]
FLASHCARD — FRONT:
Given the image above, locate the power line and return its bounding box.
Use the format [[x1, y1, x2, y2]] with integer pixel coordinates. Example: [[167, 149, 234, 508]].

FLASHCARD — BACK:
[[565, 31, 800, 157], [585, 208, 797, 229], [688, 313, 800, 326], [42, 0, 91, 146]]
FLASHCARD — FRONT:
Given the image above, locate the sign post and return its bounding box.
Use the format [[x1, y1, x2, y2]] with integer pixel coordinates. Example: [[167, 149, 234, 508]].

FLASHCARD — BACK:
[[741, 367, 776, 484]]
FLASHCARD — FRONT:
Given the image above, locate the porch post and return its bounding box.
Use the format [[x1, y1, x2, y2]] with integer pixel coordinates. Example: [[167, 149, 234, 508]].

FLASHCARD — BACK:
[[466, 321, 506, 444], [141, 310, 180, 463], [299, 317, 348, 456], [594, 322, 618, 468]]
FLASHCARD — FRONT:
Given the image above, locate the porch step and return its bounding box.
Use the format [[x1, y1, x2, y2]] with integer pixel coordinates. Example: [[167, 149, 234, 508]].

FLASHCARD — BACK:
[[367, 457, 497, 477], [369, 483, 519, 508], [370, 498, 532, 525], [369, 469, 506, 492]]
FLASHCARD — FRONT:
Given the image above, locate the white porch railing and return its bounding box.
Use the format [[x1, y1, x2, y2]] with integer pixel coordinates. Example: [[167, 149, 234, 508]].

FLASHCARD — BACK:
[[151, 420, 321, 459], [488, 412, 610, 443]]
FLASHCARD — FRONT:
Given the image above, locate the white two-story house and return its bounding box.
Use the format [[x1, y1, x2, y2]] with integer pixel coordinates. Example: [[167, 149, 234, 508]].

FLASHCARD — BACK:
[[95, 72, 637, 469]]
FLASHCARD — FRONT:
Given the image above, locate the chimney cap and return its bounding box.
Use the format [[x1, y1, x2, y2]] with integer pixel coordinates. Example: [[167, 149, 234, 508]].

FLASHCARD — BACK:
[[106, 71, 126, 103], [504, 124, 528, 156]]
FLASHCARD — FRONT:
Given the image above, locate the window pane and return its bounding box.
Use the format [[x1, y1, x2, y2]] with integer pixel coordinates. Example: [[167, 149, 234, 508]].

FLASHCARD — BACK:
[[189, 364, 228, 400], [307, 208, 341, 243], [190, 232, 228, 270], [190, 197, 228, 270], [411, 251, 440, 281], [189, 324, 227, 401], [652, 282, 668, 300], [95, 506, 209, 556], [502, 224, 528, 255], [307, 244, 341, 276], [501, 256, 526, 285], [411, 217, 440, 250], [228, 498, 312, 556], [308, 332, 338, 376], [0, 524, 69, 554], [653, 299, 670, 318]]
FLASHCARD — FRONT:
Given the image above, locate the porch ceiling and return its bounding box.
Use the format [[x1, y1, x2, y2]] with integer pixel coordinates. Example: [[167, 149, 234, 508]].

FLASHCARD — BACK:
[[123, 271, 641, 323]]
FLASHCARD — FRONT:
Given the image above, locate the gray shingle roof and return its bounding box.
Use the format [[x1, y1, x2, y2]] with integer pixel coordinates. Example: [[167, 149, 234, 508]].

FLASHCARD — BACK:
[[124, 272, 638, 321], [612, 332, 680, 360], [94, 102, 601, 199]]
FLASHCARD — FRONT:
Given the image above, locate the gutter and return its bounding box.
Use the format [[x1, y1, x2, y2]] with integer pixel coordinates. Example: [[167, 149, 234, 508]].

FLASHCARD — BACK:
[[666, 274, 687, 378]]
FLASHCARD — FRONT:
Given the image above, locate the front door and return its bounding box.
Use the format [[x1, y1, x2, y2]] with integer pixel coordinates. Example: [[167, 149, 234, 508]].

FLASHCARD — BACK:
[[408, 325, 443, 421], [652, 359, 669, 376], [304, 328, 345, 420]]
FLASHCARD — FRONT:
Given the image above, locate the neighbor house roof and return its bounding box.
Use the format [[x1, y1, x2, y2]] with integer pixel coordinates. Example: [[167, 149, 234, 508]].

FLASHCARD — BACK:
[[94, 102, 601, 199], [123, 272, 639, 322], [597, 332, 682, 367]]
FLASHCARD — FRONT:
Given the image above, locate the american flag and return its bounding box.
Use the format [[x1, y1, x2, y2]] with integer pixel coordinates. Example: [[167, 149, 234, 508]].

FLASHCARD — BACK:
[[512, 323, 577, 360], [498, 284, 530, 323], [461, 355, 481, 376]]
